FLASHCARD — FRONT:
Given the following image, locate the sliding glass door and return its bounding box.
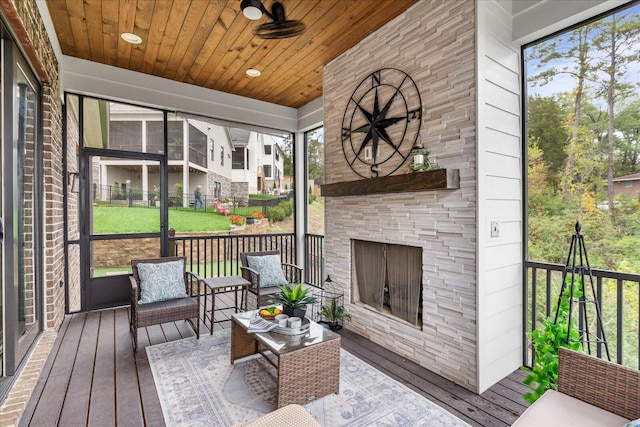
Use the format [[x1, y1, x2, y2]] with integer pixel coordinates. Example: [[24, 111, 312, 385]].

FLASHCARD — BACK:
[[1, 32, 42, 380]]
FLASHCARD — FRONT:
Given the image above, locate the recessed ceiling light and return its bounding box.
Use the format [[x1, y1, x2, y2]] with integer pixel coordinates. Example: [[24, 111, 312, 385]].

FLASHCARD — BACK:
[[121, 32, 142, 44], [246, 69, 261, 77]]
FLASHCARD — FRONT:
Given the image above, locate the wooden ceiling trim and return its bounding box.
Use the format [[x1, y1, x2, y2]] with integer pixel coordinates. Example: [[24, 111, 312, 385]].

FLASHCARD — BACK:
[[84, 0, 105, 63], [140, 0, 172, 75], [100, 0, 120, 67], [151, 0, 190, 77], [116, 0, 138, 69], [199, 5, 265, 89], [242, 0, 375, 102], [171, 1, 226, 82], [127, 0, 155, 73], [46, 0, 421, 108], [65, 0, 90, 61], [225, 0, 337, 97], [48, 1, 76, 57], [183, 1, 240, 85], [190, 1, 261, 89], [161, 1, 211, 81], [215, 1, 313, 99]]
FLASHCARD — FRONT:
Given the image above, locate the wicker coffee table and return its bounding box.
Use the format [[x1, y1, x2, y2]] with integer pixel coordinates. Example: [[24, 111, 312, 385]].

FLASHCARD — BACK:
[[230, 310, 341, 408]]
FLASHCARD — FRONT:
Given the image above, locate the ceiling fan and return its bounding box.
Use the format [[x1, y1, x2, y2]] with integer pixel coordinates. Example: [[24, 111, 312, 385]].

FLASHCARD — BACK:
[[240, 0, 306, 39]]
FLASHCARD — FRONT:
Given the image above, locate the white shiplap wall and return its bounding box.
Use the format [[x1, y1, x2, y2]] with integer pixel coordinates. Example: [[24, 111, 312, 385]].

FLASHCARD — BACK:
[[476, 0, 523, 393]]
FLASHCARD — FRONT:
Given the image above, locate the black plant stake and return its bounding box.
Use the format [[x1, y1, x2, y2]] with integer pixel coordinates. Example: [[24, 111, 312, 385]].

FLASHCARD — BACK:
[[553, 222, 610, 360]]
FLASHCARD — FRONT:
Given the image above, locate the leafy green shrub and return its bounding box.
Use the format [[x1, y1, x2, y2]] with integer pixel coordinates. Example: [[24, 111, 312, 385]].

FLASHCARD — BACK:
[[308, 186, 315, 204], [523, 280, 582, 403], [282, 199, 293, 216], [267, 206, 285, 222]]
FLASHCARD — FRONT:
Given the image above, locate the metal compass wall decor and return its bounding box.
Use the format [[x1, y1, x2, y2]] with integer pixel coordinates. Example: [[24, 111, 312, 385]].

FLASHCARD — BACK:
[[341, 68, 422, 178]]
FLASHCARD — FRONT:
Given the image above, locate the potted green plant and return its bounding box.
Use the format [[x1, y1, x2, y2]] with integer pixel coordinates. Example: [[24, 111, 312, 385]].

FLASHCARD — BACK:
[[319, 297, 351, 331], [523, 279, 582, 403], [271, 283, 317, 318]]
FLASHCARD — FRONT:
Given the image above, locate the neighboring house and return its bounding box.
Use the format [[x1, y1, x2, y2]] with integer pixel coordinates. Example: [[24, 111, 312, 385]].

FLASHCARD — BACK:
[[231, 129, 285, 196], [92, 103, 235, 206], [613, 172, 640, 198]]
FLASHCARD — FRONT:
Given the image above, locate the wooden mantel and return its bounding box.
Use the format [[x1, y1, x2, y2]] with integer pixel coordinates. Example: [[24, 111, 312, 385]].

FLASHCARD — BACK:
[[321, 168, 459, 197]]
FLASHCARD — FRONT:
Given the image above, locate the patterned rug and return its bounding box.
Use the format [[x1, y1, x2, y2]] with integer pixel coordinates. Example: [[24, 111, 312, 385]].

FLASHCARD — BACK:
[[146, 330, 470, 427]]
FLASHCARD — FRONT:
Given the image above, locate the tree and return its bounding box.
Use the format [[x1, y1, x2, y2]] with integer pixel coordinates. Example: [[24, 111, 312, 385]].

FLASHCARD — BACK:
[[592, 11, 640, 218], [527, 24, 598, 202], [614, 99, 640, 175], [527, 96, 569, 189], [281, 135, 293, 176], [307, 134, 324, 184]]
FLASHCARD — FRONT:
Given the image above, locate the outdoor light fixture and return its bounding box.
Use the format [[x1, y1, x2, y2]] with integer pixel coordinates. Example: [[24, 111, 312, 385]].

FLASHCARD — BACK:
[[68, 171, 79, 193], [120, 32, 142, 44], [241, 0, 265, 20], [410, 136, 436, 171], [240, 0, 306, 39], [246, 68, 261, 77]]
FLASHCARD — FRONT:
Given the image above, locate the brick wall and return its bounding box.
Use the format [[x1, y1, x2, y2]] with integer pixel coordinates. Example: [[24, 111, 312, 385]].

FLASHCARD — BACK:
[[323, 0, 478, 391], [0, 0, 64, 423], [3, 0, 64, 329]]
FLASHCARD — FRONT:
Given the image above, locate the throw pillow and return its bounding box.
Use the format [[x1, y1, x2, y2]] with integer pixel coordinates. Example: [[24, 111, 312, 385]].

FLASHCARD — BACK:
[[623, 420, 640, 427], [246, 255, 289, 287], [137, 259, 188, 304]]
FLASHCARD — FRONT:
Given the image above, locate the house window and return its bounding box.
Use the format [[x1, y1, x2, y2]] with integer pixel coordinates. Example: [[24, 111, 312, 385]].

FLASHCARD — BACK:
[[275, 150, 279, 161], [625, 182, 633, 188], [264, 165, 272, 178], [209, 140, 214, 161], [214, 181, 221, 198], [232, 147, 246, 169], [109, 121, 142, 152], [188, 124, 207, 167], [264, 144, 272, 155], [220, 147, 224, 166]]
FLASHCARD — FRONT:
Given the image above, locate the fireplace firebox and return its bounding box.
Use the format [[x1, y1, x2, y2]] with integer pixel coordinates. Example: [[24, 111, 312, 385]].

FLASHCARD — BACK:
[[351, 240, 423, 326]]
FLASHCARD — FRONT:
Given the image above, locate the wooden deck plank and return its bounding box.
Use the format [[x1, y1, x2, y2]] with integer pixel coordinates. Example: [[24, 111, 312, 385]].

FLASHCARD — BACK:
[[114, 307, 145, 426], [134, 322, 166, 427], [340, 334, 485, 427], [22, 307, 528, 427], [88, 310, 116, 426], [58, 311, 100, 426], [340, 329, 517, 427], [19, 312, 72, 427]]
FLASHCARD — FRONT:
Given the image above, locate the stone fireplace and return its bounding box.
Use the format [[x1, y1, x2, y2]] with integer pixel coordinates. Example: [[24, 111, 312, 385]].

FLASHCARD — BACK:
[[322, 0, 478, 391]]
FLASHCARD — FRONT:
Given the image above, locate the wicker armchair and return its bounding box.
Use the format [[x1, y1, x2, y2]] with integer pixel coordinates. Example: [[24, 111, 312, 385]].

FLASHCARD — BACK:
[[240, 251, 303, 308], [129, 256, 201, 351]]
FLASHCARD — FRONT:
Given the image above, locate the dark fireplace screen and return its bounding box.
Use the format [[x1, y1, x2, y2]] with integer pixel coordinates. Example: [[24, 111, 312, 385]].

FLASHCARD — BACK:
[[352, 240, 422, 326]]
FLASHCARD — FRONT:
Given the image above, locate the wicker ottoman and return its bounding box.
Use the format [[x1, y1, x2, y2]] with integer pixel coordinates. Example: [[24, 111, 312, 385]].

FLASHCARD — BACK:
[[233, 404, 320, 427]]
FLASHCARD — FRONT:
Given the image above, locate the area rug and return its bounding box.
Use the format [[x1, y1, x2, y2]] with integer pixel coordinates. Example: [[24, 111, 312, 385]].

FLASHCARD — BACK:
[[146, 330, 470, 427]]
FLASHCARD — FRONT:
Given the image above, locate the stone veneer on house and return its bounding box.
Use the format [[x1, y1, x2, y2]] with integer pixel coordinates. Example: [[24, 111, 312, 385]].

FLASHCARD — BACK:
[[323, 0, 478, 391]]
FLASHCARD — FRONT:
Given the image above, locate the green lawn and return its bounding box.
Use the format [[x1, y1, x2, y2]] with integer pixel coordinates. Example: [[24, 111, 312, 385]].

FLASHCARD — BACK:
[[92, 261, 240, 277], [92, 206, 243, 234]]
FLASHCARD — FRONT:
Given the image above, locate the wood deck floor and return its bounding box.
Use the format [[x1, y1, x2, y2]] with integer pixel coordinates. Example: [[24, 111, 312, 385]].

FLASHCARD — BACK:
[[19, 292, 529, 426]]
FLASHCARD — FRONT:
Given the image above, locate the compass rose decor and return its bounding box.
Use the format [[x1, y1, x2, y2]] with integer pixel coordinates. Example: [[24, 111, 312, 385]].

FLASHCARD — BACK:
[[341, 68, 422, 178]]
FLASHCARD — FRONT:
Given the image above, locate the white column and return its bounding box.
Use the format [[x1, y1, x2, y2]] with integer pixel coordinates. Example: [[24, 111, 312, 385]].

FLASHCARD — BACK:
[[142, 163, 149, 201]]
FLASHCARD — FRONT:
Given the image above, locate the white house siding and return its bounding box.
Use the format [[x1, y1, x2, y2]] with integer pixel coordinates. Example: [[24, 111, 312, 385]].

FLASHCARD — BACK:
[[324, 0, 478, 391], [476, 0, 523, 393]]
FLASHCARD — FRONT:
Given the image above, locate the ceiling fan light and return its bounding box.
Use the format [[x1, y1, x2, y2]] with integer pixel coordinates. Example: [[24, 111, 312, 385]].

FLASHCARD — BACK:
[[241, 0, 264, 20]]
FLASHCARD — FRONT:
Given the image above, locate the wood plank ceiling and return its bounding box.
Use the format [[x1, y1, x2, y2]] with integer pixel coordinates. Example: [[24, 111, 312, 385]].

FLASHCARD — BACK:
[[46, 0, 420, 109]]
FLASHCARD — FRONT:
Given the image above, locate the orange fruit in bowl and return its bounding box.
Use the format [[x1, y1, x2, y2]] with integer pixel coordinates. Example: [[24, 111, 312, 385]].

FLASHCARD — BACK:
[[274, 308, 281, 315]]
